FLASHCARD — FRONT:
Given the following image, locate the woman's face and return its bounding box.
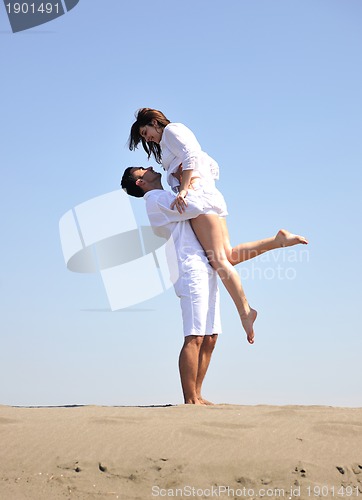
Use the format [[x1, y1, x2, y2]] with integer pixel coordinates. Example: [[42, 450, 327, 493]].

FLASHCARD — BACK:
[[139, 119, 163, 144]]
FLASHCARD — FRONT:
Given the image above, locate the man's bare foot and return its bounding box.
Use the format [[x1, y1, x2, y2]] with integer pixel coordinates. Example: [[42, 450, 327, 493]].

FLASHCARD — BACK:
[[275, 229, 308, 247], [185, 398, 205, 405], [241, 308, 257, 344], [198, 397, 214, 405]]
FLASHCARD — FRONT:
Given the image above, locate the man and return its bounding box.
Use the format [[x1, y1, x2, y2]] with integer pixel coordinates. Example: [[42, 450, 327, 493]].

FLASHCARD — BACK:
[[121, 166, 308, 405], [122, 166, 219, 405]]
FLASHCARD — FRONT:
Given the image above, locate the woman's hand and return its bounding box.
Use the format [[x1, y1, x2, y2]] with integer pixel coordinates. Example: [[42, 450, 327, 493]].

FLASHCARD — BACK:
[[170, 190, 188, 213]]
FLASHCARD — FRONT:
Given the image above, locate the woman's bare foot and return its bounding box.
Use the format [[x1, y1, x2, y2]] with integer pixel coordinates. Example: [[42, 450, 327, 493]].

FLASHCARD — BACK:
[[240, 308, 257, 344], [275, 229, 308, 247]]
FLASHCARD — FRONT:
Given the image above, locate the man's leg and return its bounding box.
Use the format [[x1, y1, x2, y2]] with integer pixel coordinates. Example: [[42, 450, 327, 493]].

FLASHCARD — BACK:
[[219, 220, 308, 265], [179, 335, 204, 405], [196, 334, 218, 405]]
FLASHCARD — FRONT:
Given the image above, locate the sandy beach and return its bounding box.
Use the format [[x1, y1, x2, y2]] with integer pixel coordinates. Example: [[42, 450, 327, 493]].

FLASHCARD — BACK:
[[0, 404, 361, 499]]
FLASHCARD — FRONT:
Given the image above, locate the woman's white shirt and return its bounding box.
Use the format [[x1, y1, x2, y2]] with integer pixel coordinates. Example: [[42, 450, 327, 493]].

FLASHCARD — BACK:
[[160, 123, 219, 192]]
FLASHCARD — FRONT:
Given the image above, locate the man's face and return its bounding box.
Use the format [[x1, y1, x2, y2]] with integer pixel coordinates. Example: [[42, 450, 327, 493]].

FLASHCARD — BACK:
[[131, 167, 161, 191]]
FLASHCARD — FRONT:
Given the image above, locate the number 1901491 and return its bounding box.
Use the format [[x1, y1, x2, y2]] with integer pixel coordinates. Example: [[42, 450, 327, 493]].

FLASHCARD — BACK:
[[306, 485, 359, 497], [5, 3, 60, 14]]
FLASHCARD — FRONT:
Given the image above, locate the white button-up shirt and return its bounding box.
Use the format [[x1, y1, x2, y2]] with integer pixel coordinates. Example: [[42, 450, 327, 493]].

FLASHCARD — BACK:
[[144, 189, 213, 275], [160, 123, 219, 192]]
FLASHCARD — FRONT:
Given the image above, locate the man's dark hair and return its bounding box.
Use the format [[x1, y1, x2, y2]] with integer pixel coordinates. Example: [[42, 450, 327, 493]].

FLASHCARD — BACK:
[[120, 167, 145, 198]]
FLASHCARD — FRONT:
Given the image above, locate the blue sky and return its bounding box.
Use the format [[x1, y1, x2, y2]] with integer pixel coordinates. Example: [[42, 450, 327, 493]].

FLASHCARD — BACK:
[[1, 0, 361, 407]]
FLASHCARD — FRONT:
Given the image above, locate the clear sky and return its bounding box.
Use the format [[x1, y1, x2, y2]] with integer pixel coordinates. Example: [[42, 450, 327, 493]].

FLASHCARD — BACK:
[[1, 0, 361, 407]]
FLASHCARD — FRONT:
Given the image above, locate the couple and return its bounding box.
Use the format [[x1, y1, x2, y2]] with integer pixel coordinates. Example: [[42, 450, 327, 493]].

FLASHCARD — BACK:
[[121, 109, 308, 405]]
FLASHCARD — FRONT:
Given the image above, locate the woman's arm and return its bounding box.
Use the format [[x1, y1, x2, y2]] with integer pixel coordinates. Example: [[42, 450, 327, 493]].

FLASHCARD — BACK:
[[170, 168, 194, 213], [162, 124, 203, 213], [162, 123, 202, 172]]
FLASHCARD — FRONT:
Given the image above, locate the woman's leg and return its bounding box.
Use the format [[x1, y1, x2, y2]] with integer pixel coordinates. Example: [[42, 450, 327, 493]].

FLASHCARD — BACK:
[[190, 215, 256, 344], [219, 219, 308, 265]]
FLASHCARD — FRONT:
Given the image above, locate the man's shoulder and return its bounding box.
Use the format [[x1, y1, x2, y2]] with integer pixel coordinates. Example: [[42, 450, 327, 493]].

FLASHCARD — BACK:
[[144, 189, 175, 204]]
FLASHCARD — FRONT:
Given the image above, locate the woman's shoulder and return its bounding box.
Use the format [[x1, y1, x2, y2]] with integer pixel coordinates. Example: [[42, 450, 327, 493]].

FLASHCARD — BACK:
[[165, 122, 189, 132], [163, 122, 196, 141]]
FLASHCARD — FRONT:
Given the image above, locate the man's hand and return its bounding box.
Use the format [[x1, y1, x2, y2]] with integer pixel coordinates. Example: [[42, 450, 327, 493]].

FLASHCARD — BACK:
[[170, 190, 188, 213]]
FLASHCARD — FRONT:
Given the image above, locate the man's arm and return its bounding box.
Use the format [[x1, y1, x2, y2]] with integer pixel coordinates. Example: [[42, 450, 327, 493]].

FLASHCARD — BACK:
[[171, 168, 194, 213], [146, 191, 204, 227]]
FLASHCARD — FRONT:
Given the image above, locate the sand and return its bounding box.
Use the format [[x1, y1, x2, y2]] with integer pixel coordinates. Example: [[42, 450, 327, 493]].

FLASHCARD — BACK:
[[0, 404, 361, 499]]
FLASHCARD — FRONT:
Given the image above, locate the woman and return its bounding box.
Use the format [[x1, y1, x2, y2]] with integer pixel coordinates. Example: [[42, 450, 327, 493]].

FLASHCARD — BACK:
[[128, 107, 259, 344], [128, 108, 307, 343]]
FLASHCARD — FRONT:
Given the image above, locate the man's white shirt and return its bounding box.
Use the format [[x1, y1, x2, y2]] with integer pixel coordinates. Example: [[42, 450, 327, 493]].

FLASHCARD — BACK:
[[144, 189, 213, 275]]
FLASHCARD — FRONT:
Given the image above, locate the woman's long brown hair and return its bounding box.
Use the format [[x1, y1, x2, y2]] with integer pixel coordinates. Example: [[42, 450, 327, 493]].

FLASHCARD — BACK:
[[128, 108, 170, 164]]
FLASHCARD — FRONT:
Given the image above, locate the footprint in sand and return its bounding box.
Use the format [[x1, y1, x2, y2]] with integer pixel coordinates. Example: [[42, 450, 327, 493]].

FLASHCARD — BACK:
[[235, 476, 256, 489], [294, 465, 306, 478], [335, 464, 361, 475], [147, 457, 170, 473], [57, 461, 82, 473], [352, 464, 362, 475], [260, 478, 272, 485], [336, 465, 362, 495], [337, 464, 362, 482], [98, 463, 107, 473]]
